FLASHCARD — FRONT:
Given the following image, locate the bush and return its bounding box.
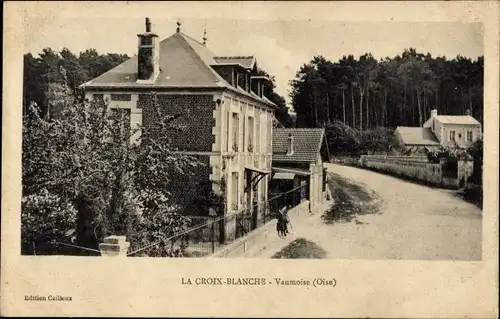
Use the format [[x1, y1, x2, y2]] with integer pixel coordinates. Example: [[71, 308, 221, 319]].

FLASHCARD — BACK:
[[22, 85, 203, 256], [326, 121, 400, 157], [427, 146, 471, 163], [21, 189, 78, 254]]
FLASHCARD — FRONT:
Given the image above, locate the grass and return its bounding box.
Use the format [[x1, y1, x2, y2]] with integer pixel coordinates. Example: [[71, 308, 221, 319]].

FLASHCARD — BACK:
[[453, 184, 483, 209], [322, 173, 382, 224], [271, 238, 327, 259]]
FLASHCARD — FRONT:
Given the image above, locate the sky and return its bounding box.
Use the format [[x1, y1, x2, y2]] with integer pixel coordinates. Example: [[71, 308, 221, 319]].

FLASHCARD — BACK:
[[24, 13, 483, 106]]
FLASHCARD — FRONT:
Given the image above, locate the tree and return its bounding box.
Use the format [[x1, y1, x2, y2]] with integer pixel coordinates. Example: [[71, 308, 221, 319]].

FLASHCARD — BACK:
[[397, 51, 436, 126], [256, 68, 293, 127], [22, 80, 201, 256], [23, 47, 129, 117], [356, 53, 379, 130]]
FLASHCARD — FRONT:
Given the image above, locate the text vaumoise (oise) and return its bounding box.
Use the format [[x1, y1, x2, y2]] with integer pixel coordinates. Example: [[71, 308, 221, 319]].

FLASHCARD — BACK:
[[181, 277, 336, 287]]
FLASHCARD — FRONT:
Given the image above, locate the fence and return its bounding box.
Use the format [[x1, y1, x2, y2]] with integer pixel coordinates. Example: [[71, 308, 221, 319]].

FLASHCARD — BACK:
[[360, 155, 443, 185], [126, 183, 308, 257], [359, 155, 474, 189]]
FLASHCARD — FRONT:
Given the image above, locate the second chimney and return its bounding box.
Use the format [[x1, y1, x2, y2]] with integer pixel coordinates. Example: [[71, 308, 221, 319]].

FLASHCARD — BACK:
[[137, 17, 160, 83], [286, 133, 294, 155], [431, 109, 438, 118]]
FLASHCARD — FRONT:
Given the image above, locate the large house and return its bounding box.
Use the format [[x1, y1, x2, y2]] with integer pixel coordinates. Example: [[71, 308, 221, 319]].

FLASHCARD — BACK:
[[81, 18, 278, 225], [395, 109, 482, 153]]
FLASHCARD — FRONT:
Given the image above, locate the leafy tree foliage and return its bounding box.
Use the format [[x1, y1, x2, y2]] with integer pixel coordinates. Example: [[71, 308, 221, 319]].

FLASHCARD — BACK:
[[22, 78, 201, 256], [426, 145, 471, 163], [466, 139, 483, 184], [325, 121, 399, 157], [257, 68, 294, 127]]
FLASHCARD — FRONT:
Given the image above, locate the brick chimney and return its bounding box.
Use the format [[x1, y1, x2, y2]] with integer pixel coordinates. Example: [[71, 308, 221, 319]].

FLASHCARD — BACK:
[[286, 133, 294, 155], [137, 17, 160, 83], [431, 109, 438, 118], [465, 109, 471, 116]]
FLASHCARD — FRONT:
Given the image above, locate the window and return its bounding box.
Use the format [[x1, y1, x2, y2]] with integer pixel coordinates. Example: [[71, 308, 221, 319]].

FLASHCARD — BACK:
[[449, 130, 455, 141], [255, 111, 261, 153], [242, 115, 246, 151], [231, 172, 238, 210], [245, 72, 250, 92], [267, 113, 272, 153], [467, 131, 473, 141], [232, 113, 239, 152], [432, 120, 435, 131], [232, 69, 239, 87], [111, 94, 132, 101], [247, 116, 254, 152], [225, 110, 230, 152], [260, 176, 266, 202]]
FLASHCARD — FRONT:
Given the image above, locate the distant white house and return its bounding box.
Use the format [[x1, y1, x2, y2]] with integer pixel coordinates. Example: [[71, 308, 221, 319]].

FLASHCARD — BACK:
[[395, 109, 482, 153]]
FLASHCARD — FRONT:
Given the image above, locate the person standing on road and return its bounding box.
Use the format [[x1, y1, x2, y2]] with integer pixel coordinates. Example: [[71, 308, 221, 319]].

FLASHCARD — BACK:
[[277, 206, 288, 237]]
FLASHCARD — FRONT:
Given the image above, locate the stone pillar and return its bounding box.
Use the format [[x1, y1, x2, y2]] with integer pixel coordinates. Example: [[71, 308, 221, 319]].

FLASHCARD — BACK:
[[99, 236, 130, 257], [309, 164, 315, 208]]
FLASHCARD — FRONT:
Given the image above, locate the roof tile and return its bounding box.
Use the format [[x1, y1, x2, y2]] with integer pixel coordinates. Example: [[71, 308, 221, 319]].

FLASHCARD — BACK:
[[395, 127, 440, 146], [435, 115, 481, 125], [272, 128, 325, 163], [82, 32, 275, 107], [213, 56, 256, 69]]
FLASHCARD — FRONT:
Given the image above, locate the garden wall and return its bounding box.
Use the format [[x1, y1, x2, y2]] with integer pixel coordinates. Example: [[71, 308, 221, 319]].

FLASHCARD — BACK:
[[360, 155, 443, 185], [358, 155, 474, 189]]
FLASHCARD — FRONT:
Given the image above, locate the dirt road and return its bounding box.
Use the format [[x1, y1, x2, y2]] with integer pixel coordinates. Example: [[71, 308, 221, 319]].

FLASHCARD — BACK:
[[261, 163, 482, 260]]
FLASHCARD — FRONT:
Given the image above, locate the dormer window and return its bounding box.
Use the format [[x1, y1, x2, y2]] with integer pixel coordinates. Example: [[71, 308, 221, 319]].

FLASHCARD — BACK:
[[245, 71, 250, 92], [232, 69, 239, 88], [250, 75, 270, 98]]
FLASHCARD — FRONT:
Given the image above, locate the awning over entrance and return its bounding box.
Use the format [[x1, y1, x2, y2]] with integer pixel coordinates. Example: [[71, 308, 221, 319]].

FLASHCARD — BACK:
[[273, 172, 296, 180], [244, 166, 270, 192], [245, 166, 270, 175], [272, 166, 311, 176]]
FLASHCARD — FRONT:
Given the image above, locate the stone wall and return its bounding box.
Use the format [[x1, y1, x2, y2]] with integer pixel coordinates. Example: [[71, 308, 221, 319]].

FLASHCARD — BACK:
[[360, 155, 474, 189], [360, 155, 443, 185]]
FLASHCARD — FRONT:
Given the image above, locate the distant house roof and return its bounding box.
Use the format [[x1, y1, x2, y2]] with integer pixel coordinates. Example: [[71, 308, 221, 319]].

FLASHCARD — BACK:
[[395, 127, 440, 146], [213, 56, 256, 69], [272, 128, 325, 163], [81, 32, 275, 107], [434, 115, 481, 125]]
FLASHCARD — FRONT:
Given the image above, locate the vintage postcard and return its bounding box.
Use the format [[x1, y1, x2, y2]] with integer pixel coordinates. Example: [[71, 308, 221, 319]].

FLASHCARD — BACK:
[[2, 1, 498, 317]]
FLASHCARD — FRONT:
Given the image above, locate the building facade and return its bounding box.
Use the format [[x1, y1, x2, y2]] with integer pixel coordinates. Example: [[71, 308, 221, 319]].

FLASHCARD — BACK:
[[81, 18, 277, 222], [396, 109, 482, 153], [422, 109, 482, 148], [271, 128, 327, 209]]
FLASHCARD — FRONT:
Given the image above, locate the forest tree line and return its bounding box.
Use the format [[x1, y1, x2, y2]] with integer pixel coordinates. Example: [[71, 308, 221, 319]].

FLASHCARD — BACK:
[[289, 48, 484, 130], [23, 48, 130, 118]]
